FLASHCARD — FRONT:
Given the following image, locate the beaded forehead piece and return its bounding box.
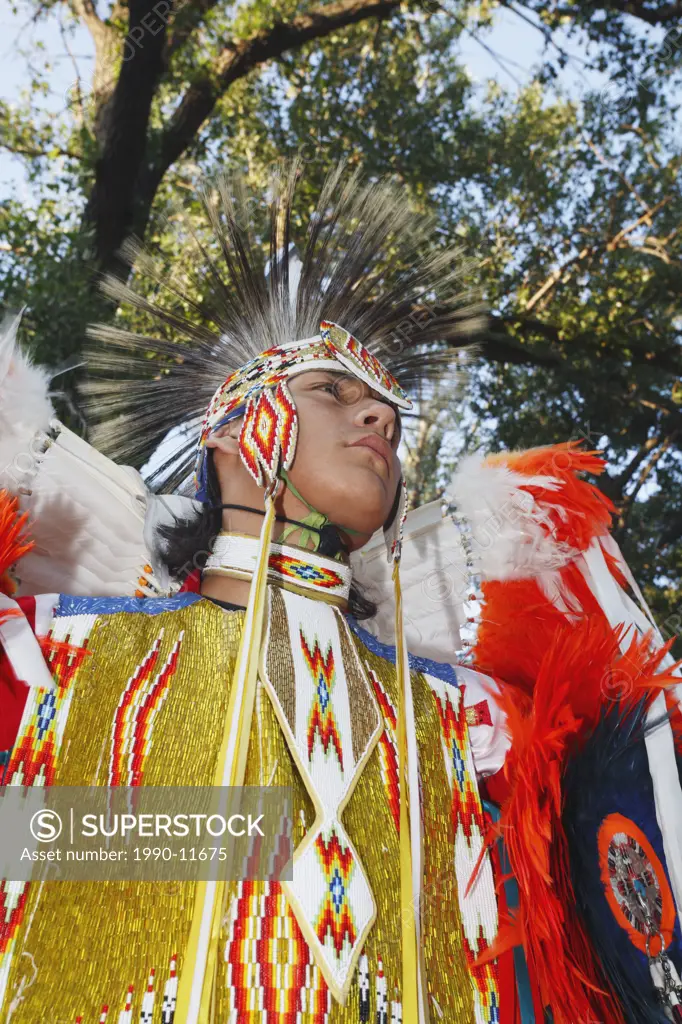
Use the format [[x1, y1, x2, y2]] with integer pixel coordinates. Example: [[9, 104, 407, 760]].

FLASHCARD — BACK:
[[196, 320, 412, 503]]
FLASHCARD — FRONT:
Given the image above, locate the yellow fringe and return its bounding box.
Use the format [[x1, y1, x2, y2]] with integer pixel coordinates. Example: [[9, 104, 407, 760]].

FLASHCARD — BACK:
[[394, 560, 422, 1022], [174, 494, 277, 1024]]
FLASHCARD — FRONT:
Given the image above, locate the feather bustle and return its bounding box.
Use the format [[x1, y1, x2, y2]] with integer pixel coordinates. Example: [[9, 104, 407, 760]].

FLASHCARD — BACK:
[[471, 442, 620, 691], [482, 442, 615, 552], [479, 618, 680, 1024]]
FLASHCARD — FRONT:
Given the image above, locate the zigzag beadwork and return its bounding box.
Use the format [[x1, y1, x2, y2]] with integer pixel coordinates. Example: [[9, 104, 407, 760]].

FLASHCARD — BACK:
[[275, 379, 298, 471], [239, 388, 280, 487], [367, 669, 400, 833], [238, 380, 299, 490], [0, 877, 30, 1014], [428, 674, 500, 1024], [204, 535, 352, 603], [302, 630, 343, 770], [262, 589, 381, 1000], [270, 555, 345, 591], [224, 880, 330, 1022], [0, 613, 95, 1015], [109, 629, 183, 787], [314, 826, 357, 956], [319, 321, 409, 404], [6, 636, 90, 787]]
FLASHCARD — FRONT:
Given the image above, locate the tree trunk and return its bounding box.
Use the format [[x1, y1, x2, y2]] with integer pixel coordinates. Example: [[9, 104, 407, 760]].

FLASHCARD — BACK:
[[82, 0, 174, 278]]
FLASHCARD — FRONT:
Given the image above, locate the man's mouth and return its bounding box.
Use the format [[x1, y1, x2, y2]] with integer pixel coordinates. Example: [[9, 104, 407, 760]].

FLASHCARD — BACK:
[[348, 434, 392, 473]]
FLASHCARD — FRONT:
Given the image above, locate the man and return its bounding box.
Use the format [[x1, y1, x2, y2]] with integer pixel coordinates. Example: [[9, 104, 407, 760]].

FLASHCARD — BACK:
[[1, 164, 681, 1024], [0, 166, 506, 1024]]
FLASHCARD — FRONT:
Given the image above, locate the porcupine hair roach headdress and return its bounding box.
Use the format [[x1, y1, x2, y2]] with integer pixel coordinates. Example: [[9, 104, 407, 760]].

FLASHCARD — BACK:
[[81, 162, 485, 1021], [81, 161, 483, 515]]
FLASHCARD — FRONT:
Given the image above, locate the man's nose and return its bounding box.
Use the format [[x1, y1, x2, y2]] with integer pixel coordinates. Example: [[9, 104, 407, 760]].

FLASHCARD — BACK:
[[354, 397, 397, 441]]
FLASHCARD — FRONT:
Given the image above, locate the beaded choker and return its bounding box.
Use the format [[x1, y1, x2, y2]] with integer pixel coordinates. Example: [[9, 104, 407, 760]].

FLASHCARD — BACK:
[[202, 532, 352, 608]]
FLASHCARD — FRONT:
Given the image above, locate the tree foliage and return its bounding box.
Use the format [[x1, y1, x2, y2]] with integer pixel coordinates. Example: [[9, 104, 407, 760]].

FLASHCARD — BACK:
[[0, 0, 680, 631]]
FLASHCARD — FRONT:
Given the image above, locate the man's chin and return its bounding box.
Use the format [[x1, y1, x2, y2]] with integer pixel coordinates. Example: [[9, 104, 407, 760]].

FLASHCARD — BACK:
[[303, 471, 392, 541], [330, 500, 390, 545]]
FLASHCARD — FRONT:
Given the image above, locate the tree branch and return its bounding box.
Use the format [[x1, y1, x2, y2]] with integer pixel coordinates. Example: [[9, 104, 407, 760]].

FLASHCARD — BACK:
[[502, 0, 598, 72], [584, 136, 667, 220], [68, 0, 112, 49], [0, 140, 79, 160], [660, 508, 682, 548], [59, 16, 86, 124], [600, 432, 660, 503], [550, 0, 682, 25], [140, 0, 401, 209], [524, 244, 593, 312], [618, 431, 677, 524], [479, 324, 562, 367], [587, 0, 682, 25], [519, 193, 675, 314], [68, 0, 125, 140], [166, 0, 221, 59], [492, 313, 682, 377], [606, 195, 673, 251]]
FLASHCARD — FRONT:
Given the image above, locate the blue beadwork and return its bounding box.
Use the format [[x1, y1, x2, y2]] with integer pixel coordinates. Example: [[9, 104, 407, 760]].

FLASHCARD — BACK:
[[293, 564, 326, 582], [330, 869, 346, 913], [317, 675, 330, 713], [55, 593, 202, 618], [452, 742, 466, 790], [346, 617, 459, 689], [36, 691, 57, 739]]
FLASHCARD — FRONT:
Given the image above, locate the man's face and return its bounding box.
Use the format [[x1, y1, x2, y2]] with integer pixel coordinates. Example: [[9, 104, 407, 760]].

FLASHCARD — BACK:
[[285, 369, 402, 544]]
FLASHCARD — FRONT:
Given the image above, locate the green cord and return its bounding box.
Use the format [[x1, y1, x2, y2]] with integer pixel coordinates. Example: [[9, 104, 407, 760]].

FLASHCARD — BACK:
[[279, 469, 362, 557]]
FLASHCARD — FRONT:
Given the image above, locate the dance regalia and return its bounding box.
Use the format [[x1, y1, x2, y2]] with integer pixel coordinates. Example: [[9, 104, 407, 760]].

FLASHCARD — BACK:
[[0, 536, 504, 1023], [1, 166, 682, 1024]]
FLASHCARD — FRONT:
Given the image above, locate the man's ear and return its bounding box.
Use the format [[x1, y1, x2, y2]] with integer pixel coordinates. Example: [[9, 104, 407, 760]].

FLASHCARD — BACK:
[[205, 422, 241, 457]]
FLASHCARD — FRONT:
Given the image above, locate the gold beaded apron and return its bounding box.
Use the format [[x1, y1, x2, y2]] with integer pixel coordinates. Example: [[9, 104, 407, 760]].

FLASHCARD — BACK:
[[0, 591, 495, 1023]]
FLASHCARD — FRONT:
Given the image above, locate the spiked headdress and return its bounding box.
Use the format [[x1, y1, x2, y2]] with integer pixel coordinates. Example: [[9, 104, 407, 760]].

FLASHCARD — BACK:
[[83, 162, 482, 542], [82, 162, 484, 1024]]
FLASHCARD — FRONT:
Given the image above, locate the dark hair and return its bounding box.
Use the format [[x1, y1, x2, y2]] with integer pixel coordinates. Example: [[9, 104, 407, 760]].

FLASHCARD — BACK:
[[157, 451, 378, 620]]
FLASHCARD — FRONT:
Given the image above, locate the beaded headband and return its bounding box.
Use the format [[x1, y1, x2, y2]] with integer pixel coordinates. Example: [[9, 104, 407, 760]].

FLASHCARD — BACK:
[[195, 319, 412, 501]]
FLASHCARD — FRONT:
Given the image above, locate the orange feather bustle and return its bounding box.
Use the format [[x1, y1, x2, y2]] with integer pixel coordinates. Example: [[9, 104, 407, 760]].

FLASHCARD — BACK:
[[0, 490, 35, 753], [0, 489, 33, 598], [477, 619, 680, 1024], [469, 443, 681, 1020]]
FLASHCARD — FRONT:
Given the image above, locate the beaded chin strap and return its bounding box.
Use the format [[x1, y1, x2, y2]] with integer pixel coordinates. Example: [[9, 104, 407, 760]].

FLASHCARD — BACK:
[[175, 321, 423, 1024]]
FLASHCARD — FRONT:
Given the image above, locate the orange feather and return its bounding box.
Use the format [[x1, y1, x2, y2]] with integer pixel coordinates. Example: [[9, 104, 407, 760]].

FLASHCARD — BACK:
[[0, 489, 33, 597], [483, 442, 615, 551]]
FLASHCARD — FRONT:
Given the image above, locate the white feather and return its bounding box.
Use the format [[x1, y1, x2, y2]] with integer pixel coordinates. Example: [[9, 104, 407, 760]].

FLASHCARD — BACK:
[[0, 311, 54, 492]]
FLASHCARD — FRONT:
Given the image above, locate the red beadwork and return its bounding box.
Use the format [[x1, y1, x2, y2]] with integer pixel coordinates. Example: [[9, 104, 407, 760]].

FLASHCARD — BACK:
[[314, 828, 357, 954]]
